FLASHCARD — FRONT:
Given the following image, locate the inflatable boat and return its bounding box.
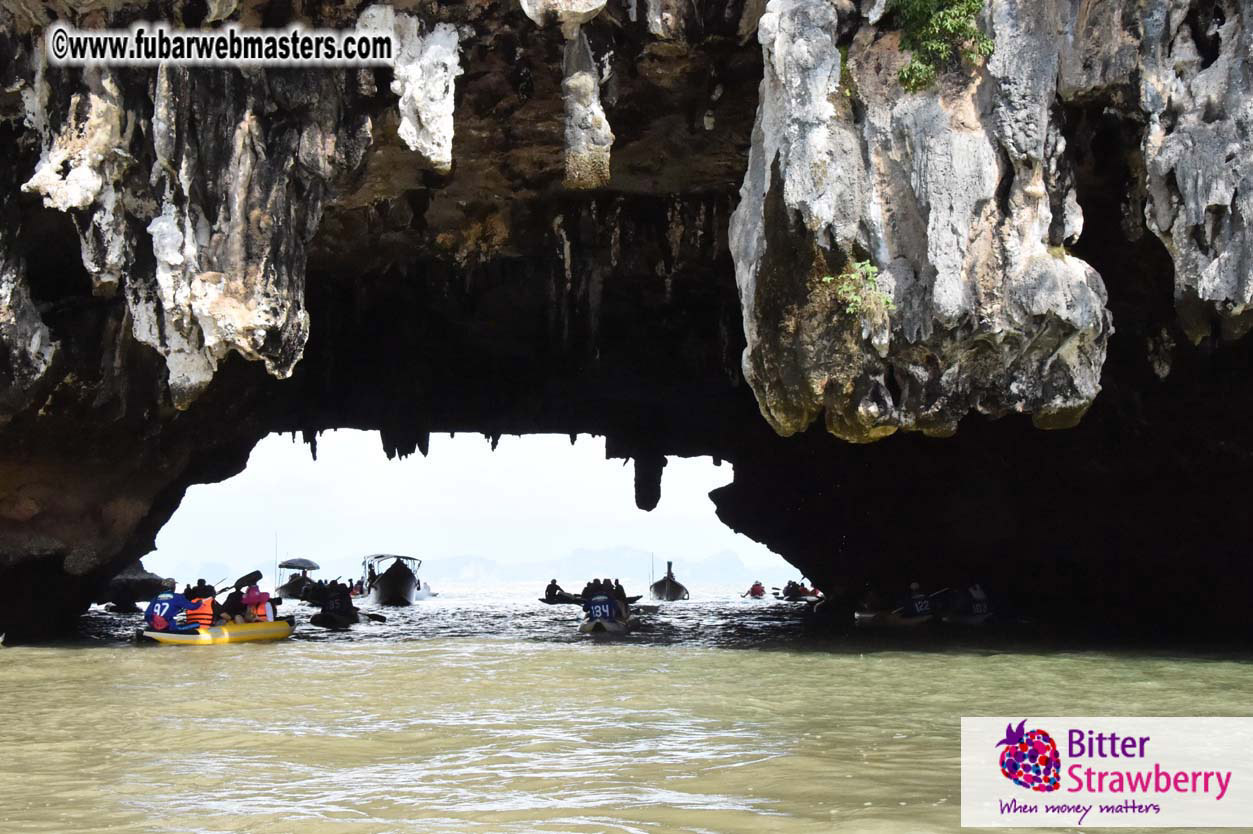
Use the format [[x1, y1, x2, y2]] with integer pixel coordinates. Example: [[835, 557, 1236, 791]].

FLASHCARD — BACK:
[[539, 593, 642, 606], [578, 616, 638, 636], [853, 610, 933, 629], [140, 618, 295, 645]]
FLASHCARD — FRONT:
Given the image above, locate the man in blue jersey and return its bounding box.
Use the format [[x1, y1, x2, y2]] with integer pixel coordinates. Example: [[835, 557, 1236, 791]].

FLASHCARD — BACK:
[[902, 582, 932, 618], [583, 592, 618, 623], [143, 591, 206, 633]]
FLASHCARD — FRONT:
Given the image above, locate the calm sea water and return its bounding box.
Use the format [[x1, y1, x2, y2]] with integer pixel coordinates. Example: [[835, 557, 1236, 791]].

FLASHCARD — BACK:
[[2, 592, 1250, 833]]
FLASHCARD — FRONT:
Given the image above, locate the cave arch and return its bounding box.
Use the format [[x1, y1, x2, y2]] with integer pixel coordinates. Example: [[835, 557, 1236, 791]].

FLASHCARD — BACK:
[[3, 0, 1253, 646]]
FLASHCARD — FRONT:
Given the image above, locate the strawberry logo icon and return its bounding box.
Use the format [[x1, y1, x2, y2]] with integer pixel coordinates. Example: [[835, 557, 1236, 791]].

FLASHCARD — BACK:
[[996, 719, 1061, 792]]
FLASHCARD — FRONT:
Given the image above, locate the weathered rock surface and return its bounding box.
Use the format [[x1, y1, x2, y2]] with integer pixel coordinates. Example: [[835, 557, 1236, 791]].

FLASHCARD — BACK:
[[730, 0, 1253, 442], [1, 0, 1253, 643], [730, 0, 1110, 442], [1140, 0, 1253, 343], [93, 559, 173, 609]]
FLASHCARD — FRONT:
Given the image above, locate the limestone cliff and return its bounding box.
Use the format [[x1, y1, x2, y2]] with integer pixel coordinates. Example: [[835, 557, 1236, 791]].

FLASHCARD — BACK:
[[1, 0, 1251, 642], [730, 0, 1251, 442]]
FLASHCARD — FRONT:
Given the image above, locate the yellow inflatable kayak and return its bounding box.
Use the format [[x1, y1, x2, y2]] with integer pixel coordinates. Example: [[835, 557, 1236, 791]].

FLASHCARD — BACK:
[[141, 619, 294, 645]]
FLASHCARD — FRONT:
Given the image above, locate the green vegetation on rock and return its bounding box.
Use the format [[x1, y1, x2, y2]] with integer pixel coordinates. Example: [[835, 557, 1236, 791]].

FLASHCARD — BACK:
[[823, 260, 894, 316], [890, 0, 994, 91]]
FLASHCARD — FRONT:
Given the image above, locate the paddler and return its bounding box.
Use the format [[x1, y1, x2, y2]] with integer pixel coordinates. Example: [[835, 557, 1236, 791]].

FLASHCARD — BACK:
[[323, 581, 357, 619], [582, 587, 619, 623], [545, 579, 565, 601], [222, 587, 248, 623], [144, 590, 207, 633], [903, 581, 931, 618], [612, 579, 628, 618], [241, 586, 274, 622]]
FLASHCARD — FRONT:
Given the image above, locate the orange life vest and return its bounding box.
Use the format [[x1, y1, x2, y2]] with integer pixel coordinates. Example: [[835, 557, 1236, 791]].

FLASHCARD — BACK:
[[185, 598, 214, 627], [252, 602, 272, 622]]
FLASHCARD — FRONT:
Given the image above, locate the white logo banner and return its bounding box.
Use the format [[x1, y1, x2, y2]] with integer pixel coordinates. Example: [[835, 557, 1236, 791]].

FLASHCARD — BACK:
[[961, 717, 1253, 827]]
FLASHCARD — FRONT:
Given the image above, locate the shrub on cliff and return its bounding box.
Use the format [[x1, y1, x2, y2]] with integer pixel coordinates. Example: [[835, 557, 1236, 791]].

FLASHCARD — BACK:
[[890, 0, 994, 90], [823, 260, 894, 317]]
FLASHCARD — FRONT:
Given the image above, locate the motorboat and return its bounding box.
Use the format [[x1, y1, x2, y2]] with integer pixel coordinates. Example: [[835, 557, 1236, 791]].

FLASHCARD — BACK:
[[362, 554, 436, 606], [276, 557, 321, 600], [649, 561, 689, 601]]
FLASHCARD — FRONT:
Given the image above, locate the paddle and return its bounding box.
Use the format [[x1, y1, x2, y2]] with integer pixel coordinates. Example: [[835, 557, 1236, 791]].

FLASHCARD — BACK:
[[360, 612, 387, 623], [212, 570, 264, 597]]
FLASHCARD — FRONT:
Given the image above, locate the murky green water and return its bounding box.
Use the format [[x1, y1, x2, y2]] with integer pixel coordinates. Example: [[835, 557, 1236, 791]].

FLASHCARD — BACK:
[[2, 596, 1250, 833]]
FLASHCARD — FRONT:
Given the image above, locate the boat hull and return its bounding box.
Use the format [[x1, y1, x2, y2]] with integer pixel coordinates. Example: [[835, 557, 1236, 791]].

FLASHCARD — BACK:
[[854, 611, 933, 629], [539, 594, 641, 606], [142, 619, 294, 645], [578, 616, 637, 636], [941, 612, 993, 626], [367, 566, 418, 606], [774, 593, 821, 603], [276, 576, 318, 600], [649, 579, 689, 601], [310, 611, 359, 630]]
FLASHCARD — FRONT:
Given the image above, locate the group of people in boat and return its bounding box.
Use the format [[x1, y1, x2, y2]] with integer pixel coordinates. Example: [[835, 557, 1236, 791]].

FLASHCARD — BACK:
[[581, 578, 632, 622], [317, 579, 361, 616], [543, 578, 633, 621], [145, 576, 276, 633], [860, 580, 993, 621], [739, 579, 818, 599], [779, 580, 819, 599]]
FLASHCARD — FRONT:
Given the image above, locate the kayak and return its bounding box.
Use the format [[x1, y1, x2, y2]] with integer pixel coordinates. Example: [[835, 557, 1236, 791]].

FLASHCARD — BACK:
[[854, 610, 932, 629], [141, 619, 295, 645]]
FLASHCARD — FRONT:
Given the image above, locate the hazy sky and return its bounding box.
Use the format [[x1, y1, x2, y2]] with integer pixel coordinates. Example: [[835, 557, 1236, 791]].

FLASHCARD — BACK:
[[145, 430, 782, 591]]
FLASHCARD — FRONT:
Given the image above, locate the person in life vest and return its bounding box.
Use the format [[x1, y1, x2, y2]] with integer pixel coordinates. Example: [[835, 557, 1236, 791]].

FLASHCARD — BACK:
[[583, 592, 619, 623], [182, 593, 219, 629], [144, 591, 206, 633], [241, 586, 273, 622], [544, 579, 565, 601], [903, 581, 932, 618], [964, 583, 991, 617], [746, 581, 766, 598]]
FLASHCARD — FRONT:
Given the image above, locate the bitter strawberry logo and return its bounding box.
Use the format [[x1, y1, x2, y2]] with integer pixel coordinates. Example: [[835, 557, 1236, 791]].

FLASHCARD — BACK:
[[996, 719, 1061, 792]]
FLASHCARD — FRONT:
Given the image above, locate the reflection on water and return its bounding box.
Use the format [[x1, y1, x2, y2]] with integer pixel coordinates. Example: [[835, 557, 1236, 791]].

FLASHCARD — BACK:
[[3, 593, 1251, 833]]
